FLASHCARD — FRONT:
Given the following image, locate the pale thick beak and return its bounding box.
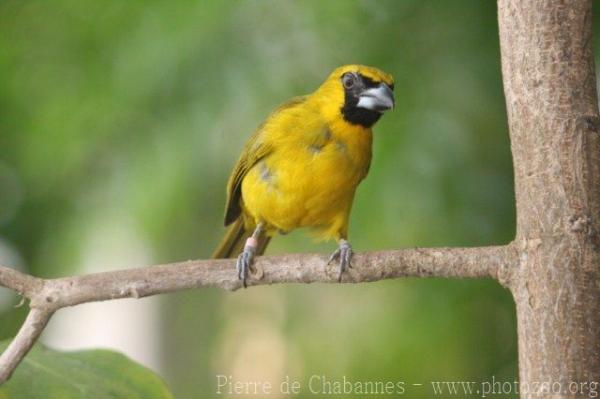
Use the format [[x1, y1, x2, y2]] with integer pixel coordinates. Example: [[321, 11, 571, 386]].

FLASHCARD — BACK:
[[356, 83, 395, 112]]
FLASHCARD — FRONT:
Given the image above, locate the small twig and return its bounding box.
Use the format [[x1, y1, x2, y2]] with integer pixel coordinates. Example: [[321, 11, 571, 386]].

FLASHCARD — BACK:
[[0, 267, 42, 299], [0, 309, 53, 383], [0, 245, 516, 384]]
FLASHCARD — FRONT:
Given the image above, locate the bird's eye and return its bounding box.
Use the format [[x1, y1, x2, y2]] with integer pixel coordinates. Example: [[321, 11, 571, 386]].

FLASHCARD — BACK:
[[342, 73, 355, 89]]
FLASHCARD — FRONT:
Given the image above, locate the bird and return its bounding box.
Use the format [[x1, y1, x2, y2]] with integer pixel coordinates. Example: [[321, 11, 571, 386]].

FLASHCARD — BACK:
[[213, 65, 394, 287]]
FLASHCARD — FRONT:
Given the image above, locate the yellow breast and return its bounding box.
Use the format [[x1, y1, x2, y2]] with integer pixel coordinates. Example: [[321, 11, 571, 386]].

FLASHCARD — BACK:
[[241, 102, 372, 241]]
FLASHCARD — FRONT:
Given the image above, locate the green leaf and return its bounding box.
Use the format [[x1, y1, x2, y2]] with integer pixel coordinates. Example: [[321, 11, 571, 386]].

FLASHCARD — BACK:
[[0, 339, 173, 399]]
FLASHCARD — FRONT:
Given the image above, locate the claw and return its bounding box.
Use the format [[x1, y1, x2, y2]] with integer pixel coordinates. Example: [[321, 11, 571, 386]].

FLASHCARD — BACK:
[[327, 249, 340, 265], [234, 225, 263, 288], [236, 245, 255, 288], [328, 240, 353, 282]]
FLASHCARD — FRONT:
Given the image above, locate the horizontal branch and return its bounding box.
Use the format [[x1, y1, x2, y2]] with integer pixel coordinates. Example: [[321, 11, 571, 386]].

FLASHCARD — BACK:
[[0, 244, 516, 383], [2, 245, 515, 310]]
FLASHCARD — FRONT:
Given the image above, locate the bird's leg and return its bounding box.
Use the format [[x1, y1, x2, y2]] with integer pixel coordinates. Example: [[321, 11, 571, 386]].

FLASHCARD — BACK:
[[236, 223, 264, 288], [327, 238, 353, 282]]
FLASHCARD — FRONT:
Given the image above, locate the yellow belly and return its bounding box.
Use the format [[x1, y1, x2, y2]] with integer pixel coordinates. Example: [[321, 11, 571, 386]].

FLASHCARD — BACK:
[[241, 138, 365, 240]]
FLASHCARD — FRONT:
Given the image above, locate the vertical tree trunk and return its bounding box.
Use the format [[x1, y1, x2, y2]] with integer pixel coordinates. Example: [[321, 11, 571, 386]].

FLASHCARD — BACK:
[[498, 0, 600, 396]]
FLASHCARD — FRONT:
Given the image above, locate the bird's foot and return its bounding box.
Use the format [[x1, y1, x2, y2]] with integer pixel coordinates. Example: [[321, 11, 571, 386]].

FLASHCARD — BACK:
[[236, 237, 257, 288], [327, 239, 353, 282]]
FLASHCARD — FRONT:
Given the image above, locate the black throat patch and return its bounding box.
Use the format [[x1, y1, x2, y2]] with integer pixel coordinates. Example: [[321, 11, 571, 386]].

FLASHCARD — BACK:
[[340, 74, 383, 128]]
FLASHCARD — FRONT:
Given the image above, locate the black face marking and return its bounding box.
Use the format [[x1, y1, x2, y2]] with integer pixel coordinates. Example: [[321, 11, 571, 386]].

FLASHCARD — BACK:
[[359, 75, 381, 89], [340, 73, 385, 128]]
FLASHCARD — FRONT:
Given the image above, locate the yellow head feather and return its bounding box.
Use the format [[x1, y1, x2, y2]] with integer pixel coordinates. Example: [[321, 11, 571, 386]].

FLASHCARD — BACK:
[[328, 64, 394, 87]]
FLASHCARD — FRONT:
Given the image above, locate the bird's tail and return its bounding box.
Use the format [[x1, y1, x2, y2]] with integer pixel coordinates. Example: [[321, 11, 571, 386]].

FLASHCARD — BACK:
[[212, 217, 271, 259]]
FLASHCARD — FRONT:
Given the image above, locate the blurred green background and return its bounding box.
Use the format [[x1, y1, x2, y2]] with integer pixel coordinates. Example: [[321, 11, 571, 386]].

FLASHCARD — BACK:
[[3, 1, 596, 398]]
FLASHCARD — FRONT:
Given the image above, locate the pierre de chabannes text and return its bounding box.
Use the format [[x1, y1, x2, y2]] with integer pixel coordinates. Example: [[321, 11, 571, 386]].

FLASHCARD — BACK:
[[216, 375, 599, 397]]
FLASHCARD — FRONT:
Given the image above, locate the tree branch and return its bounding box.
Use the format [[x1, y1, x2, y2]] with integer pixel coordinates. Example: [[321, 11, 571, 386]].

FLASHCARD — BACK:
[[498, 0, 600, 388], [0, 244, 516, 383], [0, 267, 42, 299], [0, 309, 52, 384]]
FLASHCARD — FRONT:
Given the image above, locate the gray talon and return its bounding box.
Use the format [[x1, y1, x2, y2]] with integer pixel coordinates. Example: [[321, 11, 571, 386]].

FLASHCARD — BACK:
[[327, 249, 340, 265], [236, 246, 255, 288], [328, 240, 353, 282]]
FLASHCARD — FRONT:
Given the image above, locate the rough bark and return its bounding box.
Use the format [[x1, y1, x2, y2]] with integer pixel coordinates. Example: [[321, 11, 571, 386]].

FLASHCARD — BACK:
[[498, 0, 600, 395]]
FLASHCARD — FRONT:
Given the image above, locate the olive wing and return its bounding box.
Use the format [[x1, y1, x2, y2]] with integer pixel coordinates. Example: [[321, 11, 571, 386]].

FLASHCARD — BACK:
[[223, 95, 308, 225]]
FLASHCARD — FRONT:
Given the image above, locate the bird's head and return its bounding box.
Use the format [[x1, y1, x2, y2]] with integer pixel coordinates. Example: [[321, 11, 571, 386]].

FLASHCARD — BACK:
[[315, 64, 395, 128]]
